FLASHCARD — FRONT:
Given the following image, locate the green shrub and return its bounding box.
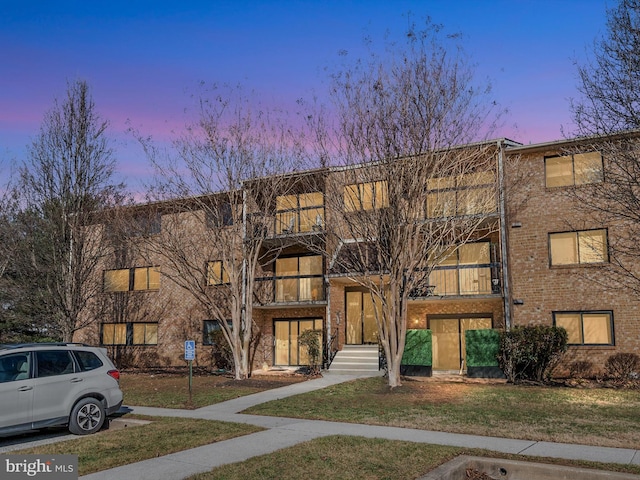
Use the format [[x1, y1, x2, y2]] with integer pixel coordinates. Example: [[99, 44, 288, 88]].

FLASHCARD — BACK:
[[465, 329, 500, 367], [401, 330, 432, 366], [299, 329, 322, 375], [498, 325, 568, 384], [605, 352, 640, 382]]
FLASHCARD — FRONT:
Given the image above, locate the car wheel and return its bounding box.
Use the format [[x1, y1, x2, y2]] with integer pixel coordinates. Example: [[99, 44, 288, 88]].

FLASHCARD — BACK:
[[68, 397, 105, 435]]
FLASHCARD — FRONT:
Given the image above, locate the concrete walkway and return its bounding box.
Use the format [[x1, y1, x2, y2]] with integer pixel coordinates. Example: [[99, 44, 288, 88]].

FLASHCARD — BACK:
[[53, 373, 640, 479]]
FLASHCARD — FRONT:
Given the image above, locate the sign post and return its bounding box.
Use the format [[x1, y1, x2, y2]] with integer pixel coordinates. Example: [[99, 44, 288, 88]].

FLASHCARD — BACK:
[[184, 340, 196, 402]]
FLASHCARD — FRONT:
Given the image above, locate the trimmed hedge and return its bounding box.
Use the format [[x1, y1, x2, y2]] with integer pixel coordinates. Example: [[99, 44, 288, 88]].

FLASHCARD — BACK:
[[465, 329, 500, 367], [401, 329, 432, 366]]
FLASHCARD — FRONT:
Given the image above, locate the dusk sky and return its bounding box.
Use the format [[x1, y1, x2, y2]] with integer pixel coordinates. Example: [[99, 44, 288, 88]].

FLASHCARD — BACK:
[[1, 1, 609, 190]]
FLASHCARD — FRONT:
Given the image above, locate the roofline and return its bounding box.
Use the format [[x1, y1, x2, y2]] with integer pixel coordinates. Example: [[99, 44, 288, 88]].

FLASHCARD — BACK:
[[505, 129, 640, 154]]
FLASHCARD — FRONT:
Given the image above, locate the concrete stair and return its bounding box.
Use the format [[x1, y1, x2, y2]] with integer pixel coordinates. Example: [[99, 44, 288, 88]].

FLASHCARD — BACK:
[[326, 345, 381, 375]]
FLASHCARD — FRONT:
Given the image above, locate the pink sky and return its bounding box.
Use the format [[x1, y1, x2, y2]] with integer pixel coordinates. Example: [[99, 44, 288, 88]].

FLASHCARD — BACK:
[[0, 1, 609, 190]]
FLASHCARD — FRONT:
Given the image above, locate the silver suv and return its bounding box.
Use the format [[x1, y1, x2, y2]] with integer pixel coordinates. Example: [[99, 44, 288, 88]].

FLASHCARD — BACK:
[[0, 343, 123, 436]]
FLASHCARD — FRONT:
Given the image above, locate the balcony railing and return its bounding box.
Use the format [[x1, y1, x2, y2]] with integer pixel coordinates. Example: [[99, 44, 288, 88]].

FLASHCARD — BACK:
[[411, 264, 501, 297], [254, 275, 326, 305]]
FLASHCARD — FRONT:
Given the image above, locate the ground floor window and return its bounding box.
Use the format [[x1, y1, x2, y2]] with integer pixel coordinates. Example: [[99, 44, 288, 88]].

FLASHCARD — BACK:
[[554, 311, 613, 345], [101, 323, 158, 346], [202, 319, 233, 345], [274, 318, 322, 366], [428, 315, 492, 370]]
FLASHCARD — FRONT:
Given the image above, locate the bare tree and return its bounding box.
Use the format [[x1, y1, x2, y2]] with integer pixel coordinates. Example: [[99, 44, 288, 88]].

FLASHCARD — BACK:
[[140, 84, 305, 379], [308, 19, 502, 387], [19, 80, 126, 341], [572, 0, 640, 135], [569, 0, 640, 296]]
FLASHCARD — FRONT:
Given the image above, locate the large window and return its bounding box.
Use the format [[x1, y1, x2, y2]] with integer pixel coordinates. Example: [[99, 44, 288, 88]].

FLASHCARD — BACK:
[[104, 267, 160, 292], [207, 261, 230, 285], [205, 202, 235, 228], [428, 242, 493, 295], [276, 192, 324, 234], [102, 323, 158, 346], [545, 152, 603, 187], [549, 229, 608, 266], [275, 255, 324, 302], [344, 181, 388, 212], [554, 311, 613, 345], [426, 171, 496, 218]]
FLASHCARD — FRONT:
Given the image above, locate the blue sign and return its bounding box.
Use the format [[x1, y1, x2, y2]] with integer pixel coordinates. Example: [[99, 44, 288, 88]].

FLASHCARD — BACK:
[[185, 340, 196, 360]]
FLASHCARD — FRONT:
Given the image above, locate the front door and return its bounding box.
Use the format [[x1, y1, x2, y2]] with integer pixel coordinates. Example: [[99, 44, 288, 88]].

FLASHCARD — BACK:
[[346, 290, 380, 344], [274, 319, 322, 366], [430, 317, 492, 370]]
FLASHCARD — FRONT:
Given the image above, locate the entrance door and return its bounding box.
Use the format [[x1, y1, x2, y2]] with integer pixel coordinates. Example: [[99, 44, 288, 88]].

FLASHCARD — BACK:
[[346, 291, 380, 344], [274, 319, 322, 366], [430, 317, 492, 370]]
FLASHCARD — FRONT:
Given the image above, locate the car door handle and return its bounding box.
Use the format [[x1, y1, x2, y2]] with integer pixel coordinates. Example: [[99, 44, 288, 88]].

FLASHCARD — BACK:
[[70, 378, 83, 383], [18, 386, 33, 391]]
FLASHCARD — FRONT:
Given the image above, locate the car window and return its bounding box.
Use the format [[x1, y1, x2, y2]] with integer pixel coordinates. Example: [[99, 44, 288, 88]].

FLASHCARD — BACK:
[[74, 350, 103, 371], [35, 350, 75, 377], [0, 352, 31, 382]]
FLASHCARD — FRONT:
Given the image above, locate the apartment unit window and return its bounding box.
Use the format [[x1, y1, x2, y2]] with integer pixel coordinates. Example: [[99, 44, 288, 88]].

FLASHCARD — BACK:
[[129, 212, 161, 236], [104, 267, 160, 292], [426, 171, 496, 218], [276, 192, 324, 234], [205, 202, 235, 229], [275, 255, 324, 302], [101, 323, 158, 346], [344, 181, 388, 212], [207, 261, 230, 285], [549, 229, 608, 266], [428, 242, 493, 295], [545, 152, 603, 187], [203, 319, 232, 345], [554, 311, 613, 345]]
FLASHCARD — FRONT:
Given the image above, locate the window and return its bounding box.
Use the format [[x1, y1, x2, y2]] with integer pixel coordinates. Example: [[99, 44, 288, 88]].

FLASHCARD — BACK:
[[101, 323, 158, 346], [276, 192, 324, 234], [0, 353, 31, 383], [428, 242, 492, 295], [207, 261, 230, 285], [549, 229, 608, 266], [206, 202, 235, 228], [35, 350, 75, 377], [426, 171, 496, 218], [545, 152, 603, 187], [104, 267, 160, 292], [102, 323, 127, 345], [129, 212, 161, 236], [554, 311, 613, 345], [203, 319, 233, 345], [74, 351, 103, 371], [344, 181, 388, 212], [275, 255, 324, 302], [133, 323, 158, 345]]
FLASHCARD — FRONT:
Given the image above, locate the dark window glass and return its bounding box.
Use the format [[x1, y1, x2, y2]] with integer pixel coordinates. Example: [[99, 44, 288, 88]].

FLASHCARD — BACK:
[[36, 350, 75, 377], [74, 351, 103, 371]]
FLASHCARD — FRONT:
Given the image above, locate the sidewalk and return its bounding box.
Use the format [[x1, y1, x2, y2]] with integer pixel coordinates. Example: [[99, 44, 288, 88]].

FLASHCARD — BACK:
[[70, 373, 638, 479]]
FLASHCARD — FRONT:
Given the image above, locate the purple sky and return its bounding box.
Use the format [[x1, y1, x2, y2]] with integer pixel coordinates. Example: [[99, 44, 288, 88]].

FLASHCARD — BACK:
[[0, 1, 608, 190]]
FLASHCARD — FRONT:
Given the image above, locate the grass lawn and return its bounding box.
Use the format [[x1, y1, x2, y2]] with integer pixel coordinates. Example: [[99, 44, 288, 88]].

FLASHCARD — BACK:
[[11, 416, 262, 476], [189, 435, 640, 480], [244, 376, 640, 449], [120, 371, 307, 409]]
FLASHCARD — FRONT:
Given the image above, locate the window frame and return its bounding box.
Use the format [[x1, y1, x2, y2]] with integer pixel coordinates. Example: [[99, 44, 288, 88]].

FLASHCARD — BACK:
[[343, 180, 389, 212], [207, 260, 230, 286], [425, 171, 497, 219], [275, 192, 325, 234], [274, 254, 325, 302], [101, 322, 158, 346], [548, 229, 609, 267], [544, 151, 604, 188], [553, 310, 614, 346], [203, 319, 233, 346], [103, 266, 160, 292]]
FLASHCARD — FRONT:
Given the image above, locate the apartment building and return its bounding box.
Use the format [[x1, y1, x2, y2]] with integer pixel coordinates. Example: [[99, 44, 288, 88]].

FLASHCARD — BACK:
[[74, 132, 640, 375]]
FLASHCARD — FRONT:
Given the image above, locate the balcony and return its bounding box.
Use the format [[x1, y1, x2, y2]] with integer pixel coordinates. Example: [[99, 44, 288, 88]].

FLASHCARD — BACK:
[[254, 275, 326, 307], [410, 263, 502, 298]]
